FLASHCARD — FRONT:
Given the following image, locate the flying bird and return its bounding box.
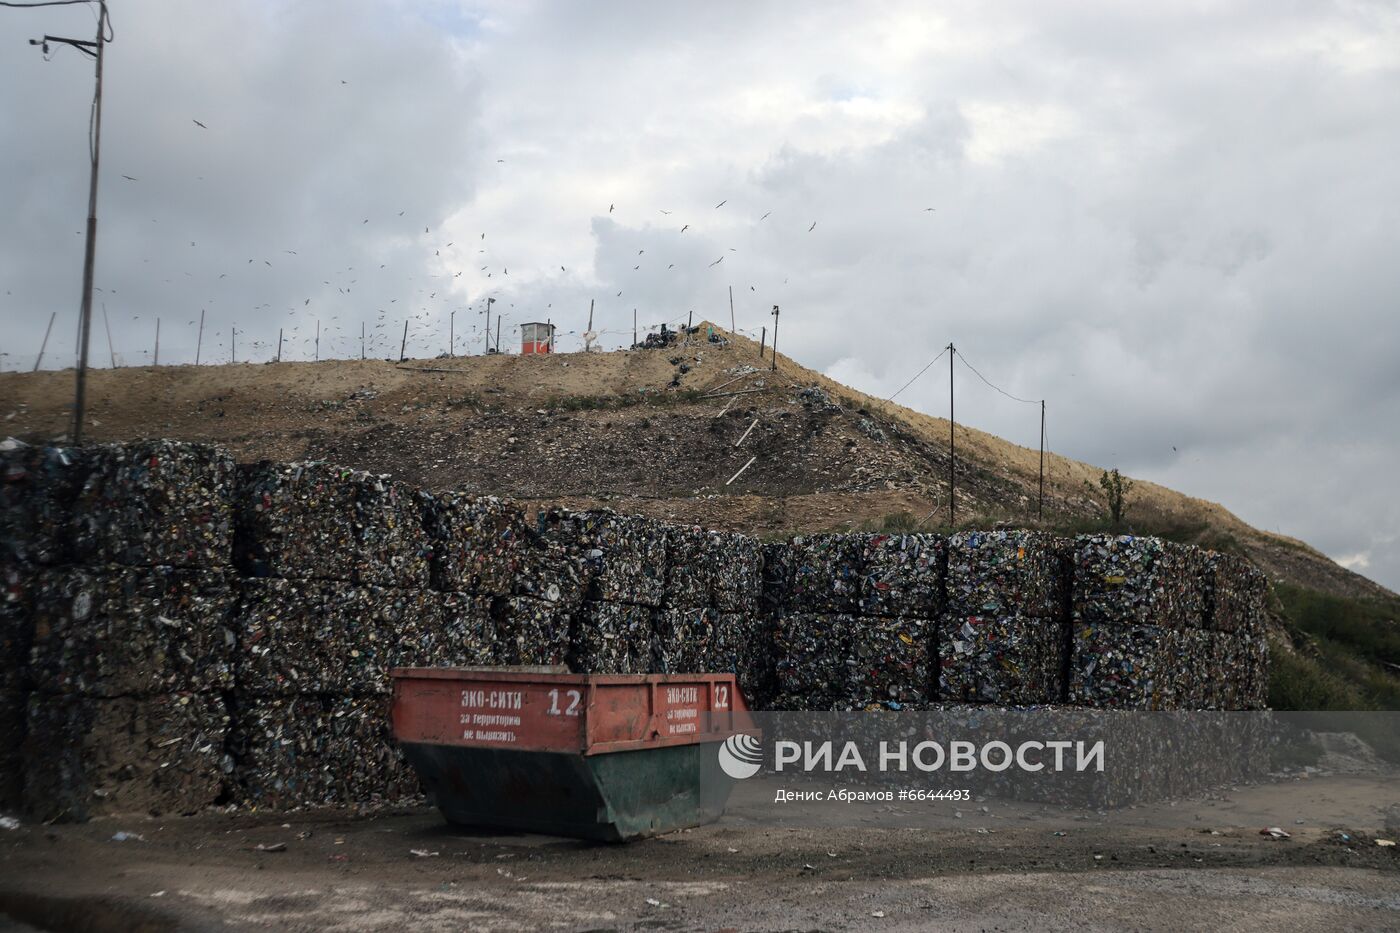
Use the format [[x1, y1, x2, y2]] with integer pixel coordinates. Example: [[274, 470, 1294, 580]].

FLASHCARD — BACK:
[[667, 264, 674, 269], [759, 211, 771, 221], [681, 224, 689, 233], [659, 209, 671, 215], [709, 256, 724, 267], [715, 200, 726, 209], [924, 207, 935, 212], [121, 175, 137, 181], [808, 221, 817, 232], [192, 119, 207, 129], [609, 204, 615, 213]]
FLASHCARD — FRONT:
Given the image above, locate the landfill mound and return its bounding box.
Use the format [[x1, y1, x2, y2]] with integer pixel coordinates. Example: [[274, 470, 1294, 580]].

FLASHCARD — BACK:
[[3, 440, 1270, 820], [0, 324, 1386, 605]]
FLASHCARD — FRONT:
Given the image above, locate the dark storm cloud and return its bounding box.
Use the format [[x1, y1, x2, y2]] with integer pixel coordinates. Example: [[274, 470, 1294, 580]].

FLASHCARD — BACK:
[[2, 1, 1397, 588]]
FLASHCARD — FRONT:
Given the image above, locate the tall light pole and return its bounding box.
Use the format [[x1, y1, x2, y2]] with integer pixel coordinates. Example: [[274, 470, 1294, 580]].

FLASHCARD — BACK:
[[26, 1, 111, 445]]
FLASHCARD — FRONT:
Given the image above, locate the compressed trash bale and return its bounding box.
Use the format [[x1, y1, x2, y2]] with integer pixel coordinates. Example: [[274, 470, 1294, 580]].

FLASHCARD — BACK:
[[1205, 552, 1268, 634], [396, 590, 497, 670], [789, 534, 866, 613], [234, 460, 360, 583], [0, 444, 88, 566], [773, 611, 855, 710], [571, 601, 654, 674], [353, 476, 432, 589], [710, 611, 776, 709], [230, 694, 418, 809], [495, 595, 571, 667], [236, 581, 390, 696], [760, 542, 795, 614], [663, 526, 713, 608], [1, 565, 37, 692], [70, 441, 236, 570], [848, 615, 932, 708], [29, 567, 235, 697], [1213, 630, 1269, 710], [512, 535, 590, 610], [426, 492, 529, 594], [705, 530, 763, 614], [23, 691, 230, 821], [946, 531, 1063, 618], [1067, 622, 1177, 709], [1160, 627, 1215, 710], [859, 534, 945, 618], [1070, 535, 1208, 629], [652, 606, 717, 673], [937, 614, 1065, 705], [538, 508, 667, 607]]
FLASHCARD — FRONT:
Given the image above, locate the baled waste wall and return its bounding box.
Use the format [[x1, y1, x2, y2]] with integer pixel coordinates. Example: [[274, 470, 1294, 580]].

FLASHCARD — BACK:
[[0, 440, 1269, 819]]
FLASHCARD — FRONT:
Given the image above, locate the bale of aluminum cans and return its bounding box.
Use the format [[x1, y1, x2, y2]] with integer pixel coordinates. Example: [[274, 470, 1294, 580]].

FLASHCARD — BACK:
[[1066, 622, 1176, 709], [1205, 552, 1269, 634], [773, 611, 857, 710], [938, 614, 1065, 705], [28, 567, 235, 697], [847, 614, 932, 708], [0, 689, 22, 809], [664, 526, 713, 608], [495, 595, 571, 666], [396, 589, 497, 671], [1213, 630, 1269, 710], [1069, 534, 1208, 629], [511, 534, 590, 610], [70, 440, 236, 570], [708, 531, 763, 613], [859, 534, 944, 618], [352, 475, 432, 589], [653, 606, 716, 673], [712, 611, 776, 708], [24, 691, 231, 821], [1, 444, 87, 566], [571, 601, 654, 674], [229, 694, 419, 810], [0, 565, 36, 694], [946, 530, 1063, 618], [760, 541, 796, 615], [537, 508, 668, 607], [788, 534, 867, 613], [425, 492, 528, 595], [235, 461, 360, 583]]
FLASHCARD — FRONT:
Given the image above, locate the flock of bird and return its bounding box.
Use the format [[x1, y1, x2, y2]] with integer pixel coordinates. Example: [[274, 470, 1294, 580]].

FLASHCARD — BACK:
[[26, 112, 936, 367]]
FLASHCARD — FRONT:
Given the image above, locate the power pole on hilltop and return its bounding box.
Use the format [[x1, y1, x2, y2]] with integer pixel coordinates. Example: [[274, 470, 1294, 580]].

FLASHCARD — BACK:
[[400, 319, 409, 362], [23, 2, 111, 443], [495, 315, 501, 353], [770, 305, 780, 371], [277, 328, 283, 363], [195, 309, 204, 365], [948, 343, 956, 527], [33, 312, 56, 372], [101, 304, 114, 368], [153, 318, 160, 366], [230, 326, 236, 364], [484, 297, 494, 354], [1038, 399, 1046, 521], [729, 285, 735, 335], [315, 320, 320, 361], [448, 311, 454, 357]]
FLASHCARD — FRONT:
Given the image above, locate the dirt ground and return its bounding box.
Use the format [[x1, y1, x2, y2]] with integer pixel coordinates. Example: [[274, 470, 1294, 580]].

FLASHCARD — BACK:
[[1, 771, 1397, 931]]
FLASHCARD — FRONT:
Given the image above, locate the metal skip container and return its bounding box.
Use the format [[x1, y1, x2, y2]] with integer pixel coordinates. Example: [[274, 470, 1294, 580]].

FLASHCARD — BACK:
[[391, 668, 757, 841]]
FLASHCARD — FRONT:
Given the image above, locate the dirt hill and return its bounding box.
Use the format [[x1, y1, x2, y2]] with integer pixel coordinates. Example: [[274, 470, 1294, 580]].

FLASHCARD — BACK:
[[0, 323, 1390, 604]]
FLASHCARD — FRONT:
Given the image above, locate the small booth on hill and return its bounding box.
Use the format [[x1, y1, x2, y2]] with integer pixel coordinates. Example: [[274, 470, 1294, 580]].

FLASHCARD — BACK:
[[521, 322, 555, 355]]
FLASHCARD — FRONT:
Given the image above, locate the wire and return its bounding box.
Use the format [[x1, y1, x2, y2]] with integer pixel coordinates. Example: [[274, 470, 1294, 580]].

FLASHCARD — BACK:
[[888, 346, 949, 402], [0, 0, 95, 7], [954, 348, 1041, 405]]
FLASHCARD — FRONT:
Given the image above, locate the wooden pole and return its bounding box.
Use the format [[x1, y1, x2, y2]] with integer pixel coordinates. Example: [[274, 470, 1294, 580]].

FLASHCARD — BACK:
[[230, 326, 235, 363], [277, 328, 283, 363], [101, 304, 114, 368], [632, 309, 637, 347], [495, 315, 501, 353], [361, 321, 365, 360], [70, 3, 108, 445], [770, 305, 779, 371], [195, 308, 204, 365], [759, 326, 766, 356], [1038, 399, 1046, 521], [153, 317, 160, 366], [729, 285, 735, 334], [948, 342, 955, 527], [400, 319, 409, 362], [448, 312, 454, 357], [33, 312, 56, 372]]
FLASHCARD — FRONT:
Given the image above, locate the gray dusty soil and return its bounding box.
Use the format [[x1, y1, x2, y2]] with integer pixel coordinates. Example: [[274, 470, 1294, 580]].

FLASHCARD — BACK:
[[1, 772, 1398, 931]]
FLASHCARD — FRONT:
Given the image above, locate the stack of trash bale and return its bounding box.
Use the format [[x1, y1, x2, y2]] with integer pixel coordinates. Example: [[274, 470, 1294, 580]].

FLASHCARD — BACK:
[[940, 531, 1066, 705], [18, 441, 239, 821], [534, 508, 664, 674], [1204, 552, 1271, 710], [1065, 534, 1215, 709], [851, 534, 943, 709], [658, 525, 768, 703]]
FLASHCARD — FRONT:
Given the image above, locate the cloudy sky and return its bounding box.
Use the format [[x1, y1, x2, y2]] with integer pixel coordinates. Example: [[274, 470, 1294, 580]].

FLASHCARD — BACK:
[[2, 1, 1398, 589]]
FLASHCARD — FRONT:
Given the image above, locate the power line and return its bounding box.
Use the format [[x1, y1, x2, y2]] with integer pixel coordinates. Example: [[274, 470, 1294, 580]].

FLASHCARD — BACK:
[[954, 348, 1040, 405], [0, 1, 97, 8], [888, 346, 950, 402]]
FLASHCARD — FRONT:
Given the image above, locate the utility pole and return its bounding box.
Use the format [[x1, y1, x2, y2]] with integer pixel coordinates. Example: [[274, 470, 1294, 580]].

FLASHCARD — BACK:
[[770, 307, 781, 367], [1038, 399, 1046, 521], [728, 285, 735, 334], [484, 297, 494, 354], [195, 308, 204, 365], [153, 318, 160, 366], [230, 326, 236, 364], [360, 322, 364, 360], [948, 343, 955, 527], [632, 309, 637, 347], [101, 304, 114, 368], [27, 3, 110, 443], [448, 311, 454, 357], [277, 328, 283, 363], [759, 326, 765, 356], [687, 309, 693, 331], [315, 320, 320, 361], [33, 312, 56, 372], [400, 319, 409, 362], [585, 298, 594, 351], [495, 315, 501, 353]]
